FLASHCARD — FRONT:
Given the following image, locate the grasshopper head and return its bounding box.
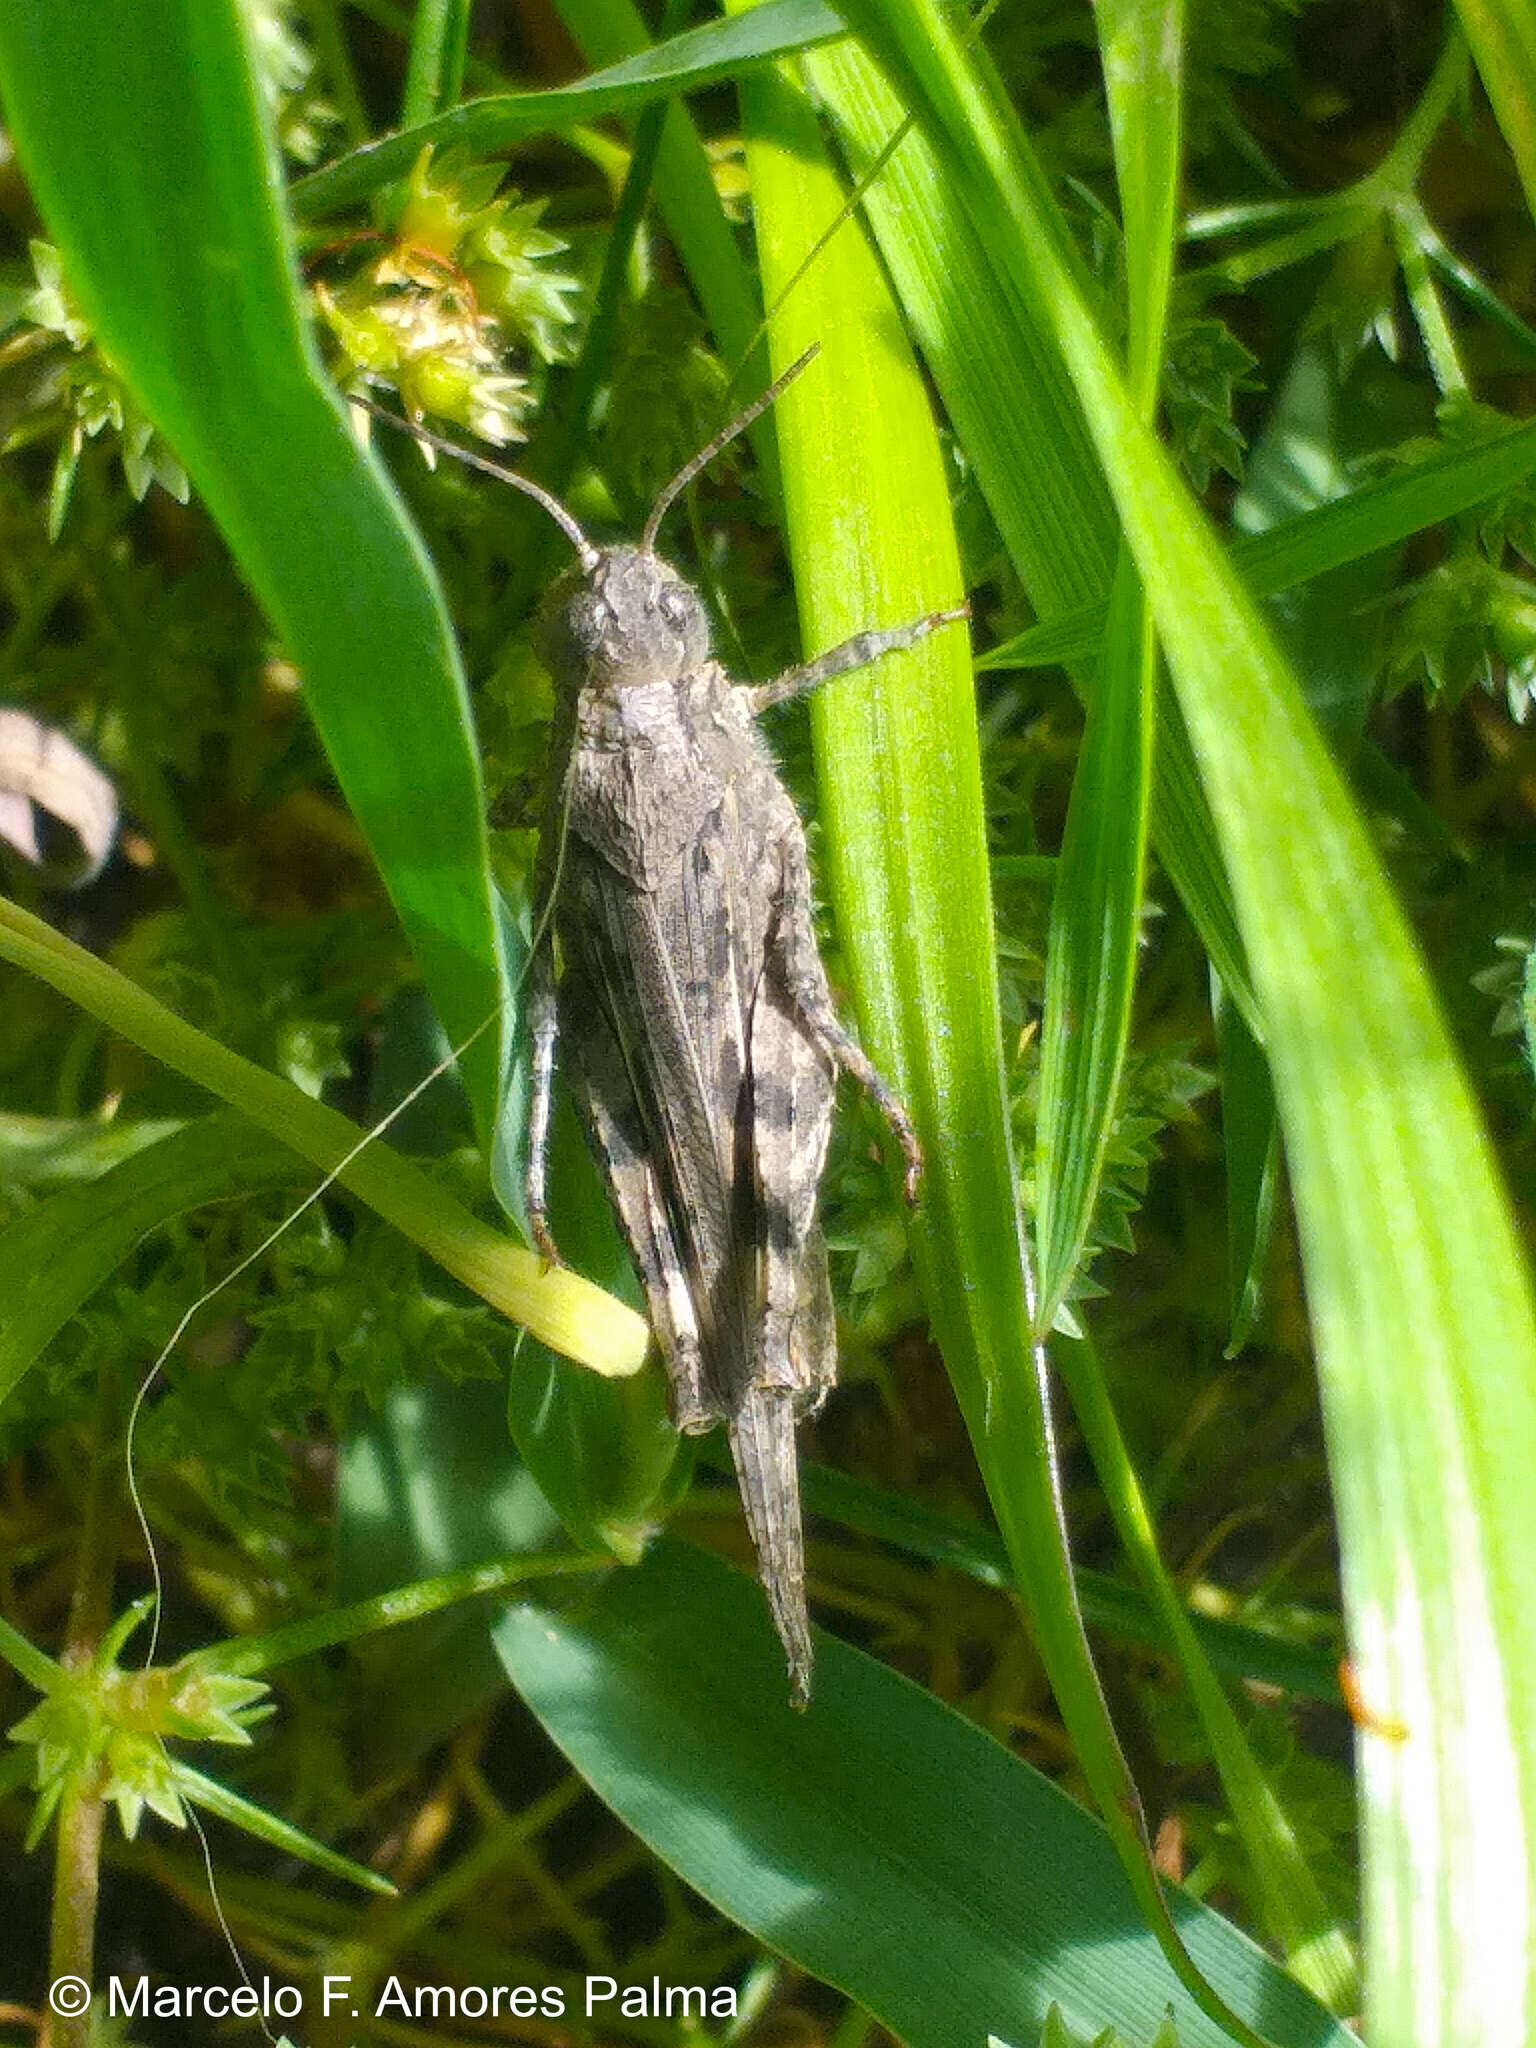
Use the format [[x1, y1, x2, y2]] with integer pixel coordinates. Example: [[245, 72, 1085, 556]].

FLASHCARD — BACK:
[[546, 545, 711, 691]]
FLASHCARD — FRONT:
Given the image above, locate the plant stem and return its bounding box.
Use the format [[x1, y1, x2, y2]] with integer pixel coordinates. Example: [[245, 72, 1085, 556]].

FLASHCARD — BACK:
[[1394, 202, 1469, 400], [45, 1784, 105, 2048], [1363, 23, 1470, 202], [44, 1363, 121, 2048]]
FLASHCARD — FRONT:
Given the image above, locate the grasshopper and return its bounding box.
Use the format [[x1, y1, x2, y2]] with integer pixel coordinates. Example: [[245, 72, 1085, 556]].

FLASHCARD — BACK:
[[369, 350, 965, 1702]]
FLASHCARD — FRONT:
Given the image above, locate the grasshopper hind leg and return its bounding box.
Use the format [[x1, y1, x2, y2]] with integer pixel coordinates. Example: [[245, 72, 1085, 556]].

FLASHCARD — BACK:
[[735, 932, 840, 1701], [770, 835, 924, 1204], [748, 960, 837, 1403], [792, 1229, 837, 1415]]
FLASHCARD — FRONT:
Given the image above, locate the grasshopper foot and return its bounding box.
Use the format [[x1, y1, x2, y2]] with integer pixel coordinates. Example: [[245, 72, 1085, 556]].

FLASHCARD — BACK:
[[529, 1211, 563, 1268]]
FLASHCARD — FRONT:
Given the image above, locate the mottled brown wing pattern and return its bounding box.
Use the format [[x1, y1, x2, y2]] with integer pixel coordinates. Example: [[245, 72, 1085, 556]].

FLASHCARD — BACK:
[[551, 685, 844, 1703]]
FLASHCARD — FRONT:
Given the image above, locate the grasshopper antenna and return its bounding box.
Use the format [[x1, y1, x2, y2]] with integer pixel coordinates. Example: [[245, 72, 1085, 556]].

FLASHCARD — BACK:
[[641, 343, 820, 555], [348, 392, 601, 572]]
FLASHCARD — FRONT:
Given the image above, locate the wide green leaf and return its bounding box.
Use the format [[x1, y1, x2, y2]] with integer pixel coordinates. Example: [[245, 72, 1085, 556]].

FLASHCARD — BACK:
[[496, 1542, 1353, 2048]]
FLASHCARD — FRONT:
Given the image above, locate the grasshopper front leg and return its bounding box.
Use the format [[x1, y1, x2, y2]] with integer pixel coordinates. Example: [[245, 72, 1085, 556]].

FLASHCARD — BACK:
[[744, 604, 968, 717]]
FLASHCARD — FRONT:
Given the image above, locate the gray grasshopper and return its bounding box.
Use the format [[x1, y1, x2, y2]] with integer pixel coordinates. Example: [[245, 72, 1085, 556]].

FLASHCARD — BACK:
[[373, 352, 964, 1701]]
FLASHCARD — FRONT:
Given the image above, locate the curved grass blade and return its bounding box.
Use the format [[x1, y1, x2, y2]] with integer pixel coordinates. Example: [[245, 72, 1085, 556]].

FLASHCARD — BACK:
[[293, 0, 848, 219], [831, 0, 1536, 2035], [735, 53, 1270, 2048], [0, 897, 647, 1378], [0, 0, 507, 1152], [980, 415, 1536, 674], [747, 1456, 1345, 1703], [0, 1114, 300, 1407]]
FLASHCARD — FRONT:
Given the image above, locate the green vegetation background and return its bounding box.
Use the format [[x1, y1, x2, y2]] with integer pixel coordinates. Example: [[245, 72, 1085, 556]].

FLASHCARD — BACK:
[[0, 1, 1534, 2045]]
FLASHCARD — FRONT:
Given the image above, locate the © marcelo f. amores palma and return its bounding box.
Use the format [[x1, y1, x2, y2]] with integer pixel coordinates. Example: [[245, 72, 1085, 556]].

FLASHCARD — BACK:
[[103, 1973, 739, 2022]]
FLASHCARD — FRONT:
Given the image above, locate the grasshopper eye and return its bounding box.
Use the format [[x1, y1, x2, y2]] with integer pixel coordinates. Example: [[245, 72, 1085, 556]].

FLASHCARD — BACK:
[[657, 587, 690, 632], [569, 593, 611, 650]]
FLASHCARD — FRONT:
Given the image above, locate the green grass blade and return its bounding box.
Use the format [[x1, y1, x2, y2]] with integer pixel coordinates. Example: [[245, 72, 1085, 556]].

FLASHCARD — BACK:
[[0, 0, 506, 1149], [196, 1553, 606, 1676], [496, 1541, 1354, 2048], [173, 1765, 396, 1896], [1055, 1331, 1360, 2009], [803, 40, 1259, 1041], [0, 1114, 298, 1406], [801, 59, 1114, 614], [292, 0, 848, 220], [1212, 339, 1393, 1341], [400, 0, 473, 124], [834, 0, 1536, 2035], [1035, 0, 1172, 1324], [0, 898, 646, 1377], [981, 415, 1536, 674], [1038, 11, 1353, 2002], [1455, 0, 1536, 224], [775, 1458, 1346, 1703], [1035, 556, 1154, 1325], [1100, 0, 1182, 398], [1214, 983, 1280, 1354], [735, 56, 1269, 2047]]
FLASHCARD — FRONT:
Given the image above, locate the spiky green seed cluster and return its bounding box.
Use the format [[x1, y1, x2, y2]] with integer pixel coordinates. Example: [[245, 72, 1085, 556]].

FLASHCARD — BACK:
[[10, 241, 190, 537], [9, 1601, 268, 1843], [317, 147, 582, 446]]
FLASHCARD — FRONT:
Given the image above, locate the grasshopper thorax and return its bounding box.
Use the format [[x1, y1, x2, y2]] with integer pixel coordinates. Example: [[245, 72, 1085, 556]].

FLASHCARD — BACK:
[[544, 544, 712, 693]]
